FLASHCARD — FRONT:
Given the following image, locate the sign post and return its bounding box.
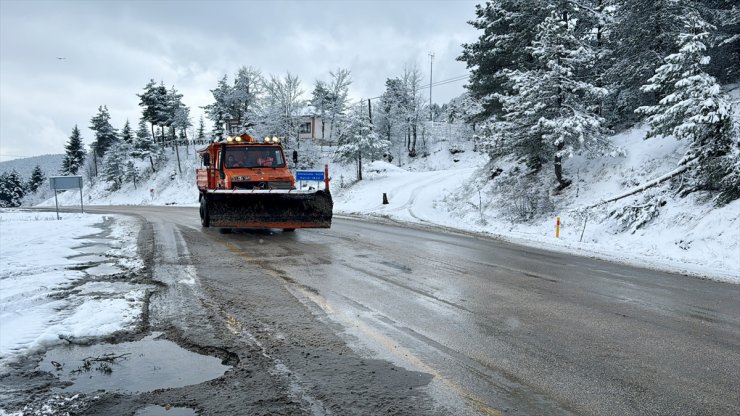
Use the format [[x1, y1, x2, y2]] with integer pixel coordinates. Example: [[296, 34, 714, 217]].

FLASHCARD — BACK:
[[49, 176, 83, 220], [295, 170, 326, 191]]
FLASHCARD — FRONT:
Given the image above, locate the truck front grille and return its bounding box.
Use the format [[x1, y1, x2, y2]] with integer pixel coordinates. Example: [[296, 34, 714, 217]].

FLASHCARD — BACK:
[[232, 181, 293, 190]]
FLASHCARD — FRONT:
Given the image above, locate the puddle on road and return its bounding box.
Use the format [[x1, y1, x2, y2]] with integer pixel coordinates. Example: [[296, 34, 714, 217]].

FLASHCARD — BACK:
[[67, 254, 109, 263], [86, 262, 124, 276], [39, 333, 230, 393], [73, 244, 111, 255], [135, 405, 197, 416]]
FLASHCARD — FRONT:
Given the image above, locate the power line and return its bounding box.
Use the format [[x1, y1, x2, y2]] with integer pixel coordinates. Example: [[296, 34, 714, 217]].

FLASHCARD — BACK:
[[422, 75, 469, 89], [350, 74, 469, 107]]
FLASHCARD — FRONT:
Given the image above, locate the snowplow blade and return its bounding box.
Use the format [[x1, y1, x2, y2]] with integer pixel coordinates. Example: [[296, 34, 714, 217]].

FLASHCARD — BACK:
[[203, 190, 332, 229]]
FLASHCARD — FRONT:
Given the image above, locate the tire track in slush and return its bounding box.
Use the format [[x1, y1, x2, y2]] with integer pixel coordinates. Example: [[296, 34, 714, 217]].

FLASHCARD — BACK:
[[383, 168, 475, 223]]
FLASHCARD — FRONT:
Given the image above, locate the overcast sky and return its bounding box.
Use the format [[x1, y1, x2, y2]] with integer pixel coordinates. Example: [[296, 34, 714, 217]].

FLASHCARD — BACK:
[[0, 0, 480, 162]]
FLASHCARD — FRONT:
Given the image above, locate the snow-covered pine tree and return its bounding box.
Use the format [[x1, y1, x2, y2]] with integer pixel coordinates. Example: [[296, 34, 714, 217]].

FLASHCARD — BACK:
[[164, 86, 184, 143], [102, 142, 127, 191], [494, 6, 609, 190], [212, 114, 225, 141], [0, 170, 25, 207], [120, 119, 134, 145], [458, 0, 550, 121], [124, 161, 139, 190], [334, 104, 390, 181], [197, 115, 206, 142], [377, 77, 410, 162], [707, 1, 739, 83], [204, 75, 233, 137], [602, 0, 685, 126], [90, 105, 119, 162], [138, 79, 169, 144], [636, 10, 738, 204], [310, 81, 331, 141], [375, 67, 426, 161], [171, 105, 191, 141], [27, 165, 46, 193], [166, 85, 189, 173], [132, 117, 158, 172], [61, 125, 86, 175]]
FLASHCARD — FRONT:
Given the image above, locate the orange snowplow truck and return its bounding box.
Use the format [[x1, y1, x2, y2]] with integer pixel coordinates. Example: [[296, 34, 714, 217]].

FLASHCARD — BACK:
[[196, 133, 332, 231]]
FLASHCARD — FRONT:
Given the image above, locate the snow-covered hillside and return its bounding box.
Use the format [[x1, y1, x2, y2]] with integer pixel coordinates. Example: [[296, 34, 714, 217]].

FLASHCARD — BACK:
[[38, 125, 738, 284], [0, 154, 64, 180]]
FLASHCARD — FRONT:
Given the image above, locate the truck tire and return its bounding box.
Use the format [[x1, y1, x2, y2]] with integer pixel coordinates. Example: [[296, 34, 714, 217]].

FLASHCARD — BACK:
[[200, 197, 210, 227]]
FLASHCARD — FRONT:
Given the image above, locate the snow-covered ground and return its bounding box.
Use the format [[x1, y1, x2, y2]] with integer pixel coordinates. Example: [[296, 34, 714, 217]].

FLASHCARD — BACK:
[[0, 210, 148, 369]]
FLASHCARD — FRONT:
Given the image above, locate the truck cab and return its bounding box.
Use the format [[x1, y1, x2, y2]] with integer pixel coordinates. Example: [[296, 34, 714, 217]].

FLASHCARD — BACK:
[[197, 134, 295, 193]]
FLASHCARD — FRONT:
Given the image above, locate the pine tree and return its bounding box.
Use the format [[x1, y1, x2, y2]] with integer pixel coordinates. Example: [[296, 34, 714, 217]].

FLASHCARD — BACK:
[[102, 142, 126, 191], [458, 0, 550, 121], [335, 105, 390, 181], [27, 165, 46, 193], [374, 68, 425, 160], [171, 101, 191, 141], [61, 125, 86, 175], [132, 117, 158, 172], [311, 81, 331, 140], [707, 1, 740, 83], [90, 105, 119, 160], [0, 170, 25, 207], [601, 0, 685, 126], [636, 11, 738, 203], [492, 6, 609, 190], [138, 79, 170, 144], [124, 161, 139, 190], [377, 78, 410, 162], [120, 119, 134, 145], [204, 75, 232, 137], [197, 115, 206, 141]]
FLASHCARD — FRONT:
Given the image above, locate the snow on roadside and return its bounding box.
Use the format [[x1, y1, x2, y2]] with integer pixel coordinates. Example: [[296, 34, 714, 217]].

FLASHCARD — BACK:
[[0, 210, 149, 369]]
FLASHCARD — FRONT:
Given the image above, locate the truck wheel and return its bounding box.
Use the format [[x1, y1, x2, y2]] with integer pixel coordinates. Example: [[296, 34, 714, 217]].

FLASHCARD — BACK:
[[200, 197, 210, 227]]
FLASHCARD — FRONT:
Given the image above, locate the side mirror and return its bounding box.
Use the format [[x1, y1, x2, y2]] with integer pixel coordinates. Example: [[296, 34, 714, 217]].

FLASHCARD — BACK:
[[203, 154, 210, 166], [292, 150, 298, 164]]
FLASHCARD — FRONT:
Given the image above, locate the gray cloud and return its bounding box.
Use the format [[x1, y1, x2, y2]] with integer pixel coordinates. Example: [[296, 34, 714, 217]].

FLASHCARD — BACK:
[[0, 0, 479, 161]]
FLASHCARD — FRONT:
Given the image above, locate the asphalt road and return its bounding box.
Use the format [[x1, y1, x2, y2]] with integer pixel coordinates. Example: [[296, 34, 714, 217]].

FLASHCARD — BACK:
[[77, 206, 740, 415]]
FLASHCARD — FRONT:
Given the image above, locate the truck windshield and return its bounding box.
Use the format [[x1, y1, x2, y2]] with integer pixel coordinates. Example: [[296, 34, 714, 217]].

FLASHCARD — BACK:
[[224, 146, 285, 168]]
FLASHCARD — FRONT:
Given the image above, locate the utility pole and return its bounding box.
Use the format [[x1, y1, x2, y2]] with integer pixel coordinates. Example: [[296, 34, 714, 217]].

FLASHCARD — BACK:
[[428, 52, 434, 121]]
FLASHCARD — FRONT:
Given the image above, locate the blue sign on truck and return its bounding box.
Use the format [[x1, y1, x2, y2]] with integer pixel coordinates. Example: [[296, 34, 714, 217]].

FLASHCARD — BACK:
[[295, 170, 325, 181]]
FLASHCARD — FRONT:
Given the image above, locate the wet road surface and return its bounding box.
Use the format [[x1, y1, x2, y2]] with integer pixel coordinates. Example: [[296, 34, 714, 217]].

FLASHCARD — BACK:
[[43, 206, 740, 414]]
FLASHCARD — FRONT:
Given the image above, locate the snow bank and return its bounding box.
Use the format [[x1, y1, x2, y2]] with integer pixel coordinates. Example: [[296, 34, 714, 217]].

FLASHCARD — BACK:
[[0, 210, 148, 368]]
